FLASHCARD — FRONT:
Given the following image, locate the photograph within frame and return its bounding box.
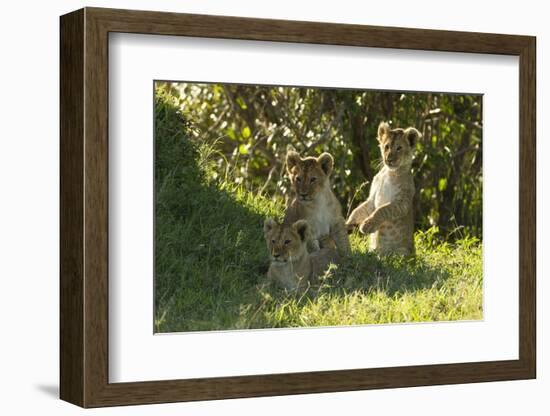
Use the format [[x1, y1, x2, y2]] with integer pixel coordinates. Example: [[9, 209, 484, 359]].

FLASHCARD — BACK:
[[154, 81, 483, 334]]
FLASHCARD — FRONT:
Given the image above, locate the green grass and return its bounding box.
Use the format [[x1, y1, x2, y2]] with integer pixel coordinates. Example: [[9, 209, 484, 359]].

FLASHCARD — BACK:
[[154, 90, 483, 333]]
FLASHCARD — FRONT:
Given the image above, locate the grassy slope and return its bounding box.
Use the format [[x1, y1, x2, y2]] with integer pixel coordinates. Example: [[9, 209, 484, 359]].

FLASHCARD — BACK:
[[154, 91, 483, 333]]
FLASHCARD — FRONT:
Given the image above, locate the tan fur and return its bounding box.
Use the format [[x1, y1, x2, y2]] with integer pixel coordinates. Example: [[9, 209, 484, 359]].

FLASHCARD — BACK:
[[264, 218, 339, 291], [284, 150, 351, 256], [346, 122, 421, 255]]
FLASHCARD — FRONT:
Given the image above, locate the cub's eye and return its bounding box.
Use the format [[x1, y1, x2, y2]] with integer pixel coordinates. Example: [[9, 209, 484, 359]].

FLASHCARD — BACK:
[[271, 239, 276, 244], [296, 176, 302, 182], [284, 240, 291, 245], [396, 146, 402, 151], [310, 177, 317, 183], [384, 144, 390, 151]]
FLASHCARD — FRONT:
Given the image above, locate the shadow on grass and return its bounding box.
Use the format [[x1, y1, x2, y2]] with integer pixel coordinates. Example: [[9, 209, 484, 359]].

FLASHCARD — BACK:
[[155, 174, 272, 332], [154, 92, 273, 332], [333, 246, 452, 297], [255, 248, 452, 308]]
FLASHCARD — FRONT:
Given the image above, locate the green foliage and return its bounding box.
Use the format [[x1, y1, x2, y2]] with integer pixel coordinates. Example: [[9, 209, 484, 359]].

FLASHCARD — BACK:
[[159, 82, 483, 239], [154, 90, 482, 332]]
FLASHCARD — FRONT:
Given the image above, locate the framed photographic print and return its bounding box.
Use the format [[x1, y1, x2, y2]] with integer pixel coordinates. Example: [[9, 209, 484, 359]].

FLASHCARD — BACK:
[[60, 7, 536, 408]]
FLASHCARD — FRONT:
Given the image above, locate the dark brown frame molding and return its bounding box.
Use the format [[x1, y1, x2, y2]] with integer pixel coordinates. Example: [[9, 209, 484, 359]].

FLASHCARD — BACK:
[[60, 7, 536, 408]]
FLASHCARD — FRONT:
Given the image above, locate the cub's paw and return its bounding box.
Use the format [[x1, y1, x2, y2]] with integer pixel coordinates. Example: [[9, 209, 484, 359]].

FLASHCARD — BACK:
[[307, 238, 321, 253], [319, 234, 337, 250], [359, 218, 377, 235]]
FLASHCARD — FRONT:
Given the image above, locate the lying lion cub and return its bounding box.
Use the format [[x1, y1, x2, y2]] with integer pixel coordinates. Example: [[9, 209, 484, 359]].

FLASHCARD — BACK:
[[284, 149, 350, 256], [264, 218, 339, 291], [346, 122, 421, 255]]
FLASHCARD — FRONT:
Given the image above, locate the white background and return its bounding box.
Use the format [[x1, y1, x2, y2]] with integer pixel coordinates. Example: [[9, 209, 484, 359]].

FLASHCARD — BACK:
[[0, 0, 546, 414], [109, 34, 519, 382]]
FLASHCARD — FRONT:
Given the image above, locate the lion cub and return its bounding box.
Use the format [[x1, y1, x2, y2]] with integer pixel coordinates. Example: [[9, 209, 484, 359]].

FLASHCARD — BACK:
[[284, 149, 351, 256], [264, 218, 339, 291], [346, 122, 420, 255]]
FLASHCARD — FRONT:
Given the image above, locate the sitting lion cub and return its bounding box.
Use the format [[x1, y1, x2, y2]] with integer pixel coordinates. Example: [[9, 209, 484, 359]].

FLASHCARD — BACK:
[[284, 149, 351, 256], [264, 218, 339, 291], [346, 122, 421, 255]]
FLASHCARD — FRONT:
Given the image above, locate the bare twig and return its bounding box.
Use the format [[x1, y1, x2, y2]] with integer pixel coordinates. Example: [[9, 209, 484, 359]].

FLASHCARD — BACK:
[[260, 166, 278, 195]]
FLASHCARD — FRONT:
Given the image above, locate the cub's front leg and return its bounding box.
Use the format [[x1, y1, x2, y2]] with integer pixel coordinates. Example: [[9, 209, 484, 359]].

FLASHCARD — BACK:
[[346, 176, 379, 232], [358, 213, 382, 235], [359, 195, 411, 235], [330, 218, 351, 256], [306, 237, 321, 253], [346, 198, 375, 232]]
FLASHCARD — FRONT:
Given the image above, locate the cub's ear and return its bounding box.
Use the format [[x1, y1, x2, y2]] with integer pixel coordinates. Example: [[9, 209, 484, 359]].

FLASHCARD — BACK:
[[292, 219, 310, 242], [404, 127, 421, 147], [263, 218, 277, 237], [317, 152, 334, 176], [286, 149, 301, 174], [378, 122, 391, 142]]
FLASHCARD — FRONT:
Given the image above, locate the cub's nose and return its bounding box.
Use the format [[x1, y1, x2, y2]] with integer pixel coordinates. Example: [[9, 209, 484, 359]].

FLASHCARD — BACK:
[[273, 253, 280, 258], [299, 193, 308, 198]]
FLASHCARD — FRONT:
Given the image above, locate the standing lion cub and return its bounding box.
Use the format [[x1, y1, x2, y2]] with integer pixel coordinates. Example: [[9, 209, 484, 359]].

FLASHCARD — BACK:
[[264, 218, 339, 291], [284, 149, 351, 256], [346, 122, 421, 255]]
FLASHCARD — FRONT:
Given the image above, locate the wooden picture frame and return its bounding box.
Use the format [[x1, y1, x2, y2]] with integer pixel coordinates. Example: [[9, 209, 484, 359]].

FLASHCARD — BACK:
[[60, 7, 536, 408]]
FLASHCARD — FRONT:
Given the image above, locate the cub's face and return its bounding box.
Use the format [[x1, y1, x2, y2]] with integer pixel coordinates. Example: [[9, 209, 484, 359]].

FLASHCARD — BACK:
[[286, 150, 334, 202], [263, 219, 309, 264], [377, 122, 420, 170]]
